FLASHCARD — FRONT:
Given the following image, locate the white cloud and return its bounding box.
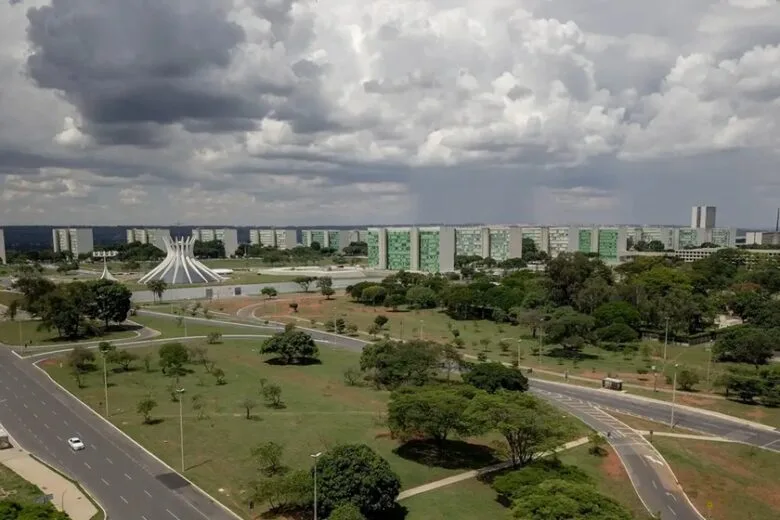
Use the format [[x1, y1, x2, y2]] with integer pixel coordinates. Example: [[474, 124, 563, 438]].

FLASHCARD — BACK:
[[0, 0, 779, 226]]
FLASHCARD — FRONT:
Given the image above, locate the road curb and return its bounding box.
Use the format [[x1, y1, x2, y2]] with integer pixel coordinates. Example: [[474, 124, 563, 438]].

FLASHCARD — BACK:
[[31, 359, 244, 520]]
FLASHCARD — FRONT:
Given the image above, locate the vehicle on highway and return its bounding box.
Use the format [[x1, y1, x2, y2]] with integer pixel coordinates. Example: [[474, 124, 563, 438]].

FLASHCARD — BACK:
[[67, 437, 85, 451]]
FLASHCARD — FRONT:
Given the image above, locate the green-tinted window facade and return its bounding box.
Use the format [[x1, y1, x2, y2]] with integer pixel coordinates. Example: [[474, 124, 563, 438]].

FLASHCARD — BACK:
[[455, 228, 482, 256], [327, 231, 340, 249], [598, 229, 620, 261], [489, 230, 509, 261], [677, 229, 700, 249], [310, 230, 325, 247], [578, 229, 592, 253], [387, 231, 411, 270], [367, 231, 380, 267], [419, 231, 440, 273]]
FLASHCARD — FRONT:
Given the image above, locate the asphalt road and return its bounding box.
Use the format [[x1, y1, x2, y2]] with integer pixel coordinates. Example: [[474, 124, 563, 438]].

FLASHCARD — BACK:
[[0, 347, 237, 520], [530, 378, 780, 452], [533, 387, 703, 520]]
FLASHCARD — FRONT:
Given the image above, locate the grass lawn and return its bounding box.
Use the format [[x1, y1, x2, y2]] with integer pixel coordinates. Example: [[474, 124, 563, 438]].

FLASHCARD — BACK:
[[0, 464, 44, 504], [130, 314, 277, 339], [43, 333, 591, 519], [124, 272, 302, 291], [605, 412, 697, 435], [654, 438, 780, 520], [402, 478, 508, 520], [0, 290, 22, 307], [0, 320, 141, 346]]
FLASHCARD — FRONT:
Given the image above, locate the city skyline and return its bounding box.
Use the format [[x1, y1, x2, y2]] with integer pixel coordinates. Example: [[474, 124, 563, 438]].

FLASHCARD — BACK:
[[1, 1, 779, 227]]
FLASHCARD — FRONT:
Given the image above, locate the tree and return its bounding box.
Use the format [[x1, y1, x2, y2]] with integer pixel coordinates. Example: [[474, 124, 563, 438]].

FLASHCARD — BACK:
[[387, 386, 475, 445], [289, 302, 299, 313], [249, 470, 311, 511], [380, 294, 403, 312], [335, 318, 346, 334], [294, 276, 316, 292], [317, 444, 401, 517], [676, 368, 700, 391], [317, 276, 334, 299], [260, 328, 319, 364], [360, 340, 440, 388], [346, 323, 358, 336], [107, 349, 138, 371], [713, 326, 775, 368], [592, 301, 641, 330], [327, 502, 366, 520], [206, 331, 222, 344], [241, 398, 257, 419], [343, 366, 362, 386], [574, 275, 612, 314], [543, 307, 595, 355], [546, 252, 611, 307], [191, 394, 207, 420], [87, 280, 132, 329], [67, 345, 96, 373], [261, 287, 278, 299], [405, 286, 438, 309], [588, 432, 607, 456], [462, 362, 529, 393], [595, 323, 639, 343], [263, 383, 284, 408], [374, 315, 389, 329], [465, 391, 576, 467], [137, 396, 157, 424], [158, 342, 190, 376], [360, 285, 386, 306], [511, 308, 544, 338], [251, 441, 286, 476], [512, 479, 632, 520], [0, 500, 71, 519], [213, 367, 227, 385], [147, 280, 168, 303]]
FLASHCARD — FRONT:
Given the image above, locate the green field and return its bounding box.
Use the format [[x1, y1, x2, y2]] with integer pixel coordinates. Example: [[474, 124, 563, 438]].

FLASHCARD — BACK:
[[0, 320, 141, 346], [130, 313, 277, 339], [0, 464, 44, 505], [44, 333, 588, 519], [124, 272, 302, 291], [654, 438, 780, 520], [0, 290, 22, 307]]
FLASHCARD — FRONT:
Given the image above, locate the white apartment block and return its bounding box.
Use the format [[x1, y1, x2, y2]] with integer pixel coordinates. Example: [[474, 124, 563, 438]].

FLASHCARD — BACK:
[[691, 206, 717, 229], [126, 228, 170, 251], [249, 229, 298, 250], [744, 231, 780, 246], [191, 228, 239, 258], [52, 228, 94, 257], [0, 228, 5, 264], [301, 229, 355, 251]]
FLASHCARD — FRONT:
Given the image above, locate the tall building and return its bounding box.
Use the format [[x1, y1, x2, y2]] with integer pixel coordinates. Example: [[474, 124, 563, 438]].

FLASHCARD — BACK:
[[191, 228, 238, 258], [249, 228, 298, 249], [745, 231, 780, 246], [126, 228, 170, 251], [691, 206, 717, 229], [368, 226, 456, 273], [0, 228, 5, 264], [52, 228, 94, 257], [301, 229, 353, 251]]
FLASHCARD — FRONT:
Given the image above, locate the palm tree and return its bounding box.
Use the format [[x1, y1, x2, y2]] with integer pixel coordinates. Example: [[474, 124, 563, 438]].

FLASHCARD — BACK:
[[147, 280, 168, 303]]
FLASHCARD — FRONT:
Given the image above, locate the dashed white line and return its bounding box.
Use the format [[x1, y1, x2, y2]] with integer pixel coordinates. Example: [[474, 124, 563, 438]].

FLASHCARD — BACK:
[[22, 403, 28, 409], [56, 436, 62, 441], [63, 420, 68, 426], [652, 480, 658, 489], [144, 490, 152, 498], [667, 505, 677, 516], [101, 478, 110, 486], [32, 412, 38, 418], [43, 423, 50, 429], [84, 462, 92, 470], [142, 516, 148, 520], [40, 400, 46, 406], [120, 496, 128, 504], [105, 457, 113, 464], [124, 473, 132, 480], [166, 509, 181, 520]]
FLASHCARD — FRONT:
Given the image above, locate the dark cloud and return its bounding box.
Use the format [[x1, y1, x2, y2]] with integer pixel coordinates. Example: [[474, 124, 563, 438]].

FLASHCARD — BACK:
[[24, 0, 260, 144]]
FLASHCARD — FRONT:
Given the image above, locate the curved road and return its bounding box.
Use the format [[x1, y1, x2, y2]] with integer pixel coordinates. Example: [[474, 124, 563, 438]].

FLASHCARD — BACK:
[[3, 309, 779, 520]]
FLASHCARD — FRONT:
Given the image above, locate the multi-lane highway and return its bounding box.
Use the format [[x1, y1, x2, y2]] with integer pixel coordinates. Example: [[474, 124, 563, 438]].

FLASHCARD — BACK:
[[0, 347, 238, 520]]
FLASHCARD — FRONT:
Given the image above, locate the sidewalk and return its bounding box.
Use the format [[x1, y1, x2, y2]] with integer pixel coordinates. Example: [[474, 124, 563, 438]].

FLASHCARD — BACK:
[[0, 438, 98, 520]]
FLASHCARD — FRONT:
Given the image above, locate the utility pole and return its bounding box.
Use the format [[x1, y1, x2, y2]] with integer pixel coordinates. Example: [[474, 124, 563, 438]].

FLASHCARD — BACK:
[[706, 342, 713, 390], [176, 388, 186, 471], [419, 320, 424, 340], [311, 452, 322, 520], [670, 364, 679, 429], [663, 317, 670, 367]]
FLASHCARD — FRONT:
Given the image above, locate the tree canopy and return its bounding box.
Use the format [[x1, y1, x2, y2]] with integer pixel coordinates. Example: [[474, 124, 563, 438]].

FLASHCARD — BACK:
[[260, 326, 319, 364]]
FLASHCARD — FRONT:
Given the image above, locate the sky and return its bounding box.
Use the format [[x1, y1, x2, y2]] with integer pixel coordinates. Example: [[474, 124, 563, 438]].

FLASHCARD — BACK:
[[0, 0, 779, 228]]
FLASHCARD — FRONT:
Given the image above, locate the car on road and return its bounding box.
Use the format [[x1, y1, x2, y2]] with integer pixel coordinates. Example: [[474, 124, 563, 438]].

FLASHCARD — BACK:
[[67, 437, 85, 451]]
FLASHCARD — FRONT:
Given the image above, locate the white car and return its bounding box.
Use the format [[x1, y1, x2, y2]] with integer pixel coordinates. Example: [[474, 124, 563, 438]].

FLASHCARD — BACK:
[[67, 437, 85, 451]]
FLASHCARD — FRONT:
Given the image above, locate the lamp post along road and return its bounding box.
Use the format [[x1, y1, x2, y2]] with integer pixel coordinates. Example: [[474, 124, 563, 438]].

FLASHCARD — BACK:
[[419, 320, 423, 340], [706, 343, 713, 390], [311, 452, 322, 520], [670, 364, 679, 429], [176, 388, 186, 471], [663, 317, 670, 366]]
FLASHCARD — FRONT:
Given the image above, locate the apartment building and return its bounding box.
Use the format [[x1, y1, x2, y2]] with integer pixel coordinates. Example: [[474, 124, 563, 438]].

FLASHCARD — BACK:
[[249, 228, 298, 249], [191, 228, 239, 258], [0, 228, 5, 264], [126, 228, 170, 251], [52, 228, 94, 257]]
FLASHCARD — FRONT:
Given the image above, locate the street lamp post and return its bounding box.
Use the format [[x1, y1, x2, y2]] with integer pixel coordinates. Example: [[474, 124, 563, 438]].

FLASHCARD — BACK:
[[706, 342, 713, 390], [311, 452, 322, 520], [663, 317, 670, 367], [516, 339, 522, 369], [419, 320, 424, 340], [100, 347, 110, 417], [670, 364, 679, 429], [176, 388, 186, 471]]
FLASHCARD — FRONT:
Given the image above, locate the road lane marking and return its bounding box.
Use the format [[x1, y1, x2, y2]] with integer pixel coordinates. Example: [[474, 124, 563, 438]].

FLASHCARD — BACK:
[[63, 420, 68, 426], [105, 457, 113, 464], [667, 505, 677, 516], [167, 509, 181, 520], [124, 473, 132, 480], [52, 410, 57, 415], [652, 480, 657, 489], [644, 455, 664, 467], [142, 516, 148, 520], [762, 439, 780, 448], [101, 478, 110, 486], [44, 423, 50, 429], [33, 413, 38, 418], [120, 496, 128, 504], [40, 400, 46, 405], [56, 436, 62, 441], [84, 462, 92, 469], [144, 490, 152, 498], [23, 403, 27, 409], [666, 492, 678, 502]]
